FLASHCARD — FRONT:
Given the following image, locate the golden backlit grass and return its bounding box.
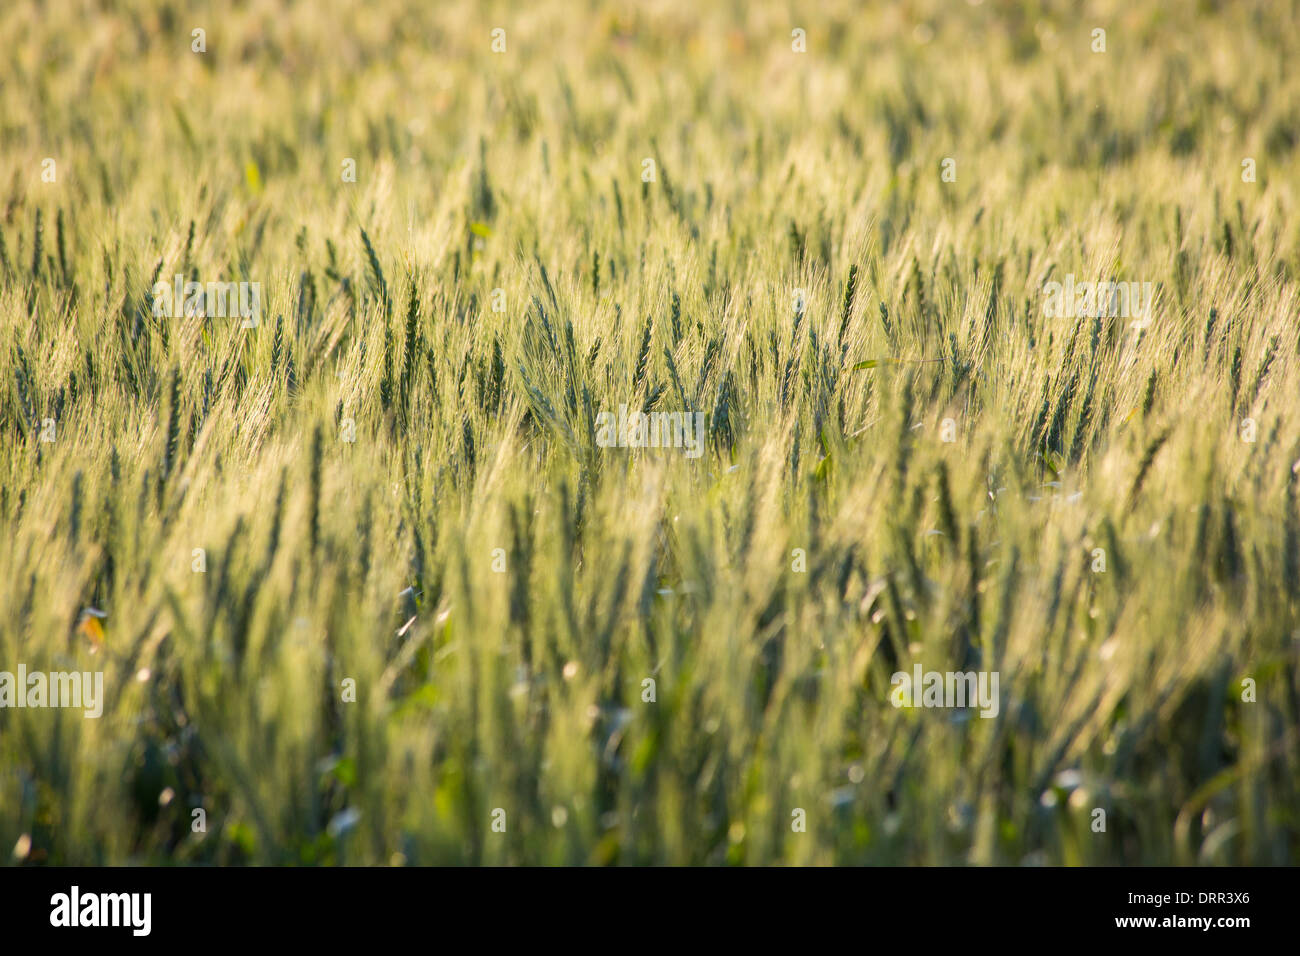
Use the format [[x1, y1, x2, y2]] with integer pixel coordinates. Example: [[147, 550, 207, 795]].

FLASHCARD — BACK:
[[1, 0, 1298, 864]]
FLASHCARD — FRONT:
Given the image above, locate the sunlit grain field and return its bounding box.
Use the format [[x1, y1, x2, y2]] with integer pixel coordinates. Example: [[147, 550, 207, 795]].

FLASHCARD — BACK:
[[1, 0, 1298, 865]]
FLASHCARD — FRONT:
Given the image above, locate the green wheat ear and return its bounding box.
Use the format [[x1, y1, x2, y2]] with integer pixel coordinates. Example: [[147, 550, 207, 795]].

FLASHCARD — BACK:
[[271, 313, 284, 378], [30, 207, 43, 280], [157, 367, 181, 507], [360, 227, 390, 318], [838, 263, 858, 354], [400, 277, 421, 415], [308, 423, 323, 558], [632, 313, 653, 393]]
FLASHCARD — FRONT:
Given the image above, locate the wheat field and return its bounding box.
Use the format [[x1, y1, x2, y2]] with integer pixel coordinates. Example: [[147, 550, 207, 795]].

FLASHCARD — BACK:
[[1, 0, 1298, 865]]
